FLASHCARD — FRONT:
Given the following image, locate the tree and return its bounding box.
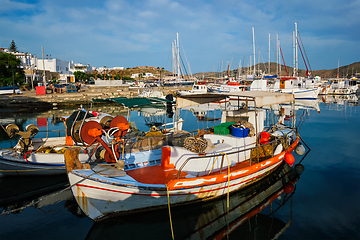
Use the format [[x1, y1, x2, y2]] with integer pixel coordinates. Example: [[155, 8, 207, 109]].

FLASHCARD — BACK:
[[73, 71, 89, 82], [9, 40, 17, 52], [0, 52, 25, 87]]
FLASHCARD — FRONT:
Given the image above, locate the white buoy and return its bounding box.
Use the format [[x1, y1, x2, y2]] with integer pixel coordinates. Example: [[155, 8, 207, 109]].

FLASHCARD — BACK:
[[295, 143, 306, 155], [273, 143, 283, 156]]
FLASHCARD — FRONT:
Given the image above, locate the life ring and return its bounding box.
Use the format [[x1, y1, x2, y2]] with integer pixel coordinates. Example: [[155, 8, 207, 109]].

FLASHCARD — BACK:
[[24, 151, 32, 162]]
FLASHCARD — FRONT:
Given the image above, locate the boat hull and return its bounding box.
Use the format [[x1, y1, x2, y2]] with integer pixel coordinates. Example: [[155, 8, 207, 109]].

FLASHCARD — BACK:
[[66, 136, 299, 221], [277, 88, 319, 99], [0, 150, 90, 176], [68, 160, 282, 221]]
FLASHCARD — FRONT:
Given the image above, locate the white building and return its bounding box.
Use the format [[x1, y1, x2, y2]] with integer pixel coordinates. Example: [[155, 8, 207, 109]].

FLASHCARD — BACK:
[[131, 72, 154, 79]]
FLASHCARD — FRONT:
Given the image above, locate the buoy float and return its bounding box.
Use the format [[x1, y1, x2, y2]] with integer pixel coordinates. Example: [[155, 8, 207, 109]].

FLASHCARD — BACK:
[[295, 143, 306, 155], [260, 131, 270, 139], [259, 137, 269, 145], [259, 131, 270, 145], [285, 152, 295, 167]]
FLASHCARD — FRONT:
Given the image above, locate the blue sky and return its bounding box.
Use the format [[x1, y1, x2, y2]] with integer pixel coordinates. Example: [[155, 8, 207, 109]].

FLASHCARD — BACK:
[[1, 0, 359, 73]]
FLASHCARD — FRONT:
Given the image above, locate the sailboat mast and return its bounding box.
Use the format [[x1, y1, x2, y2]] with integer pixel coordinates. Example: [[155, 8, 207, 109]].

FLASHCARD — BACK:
[[295, 22, 298, 77], [276, 33, 279, 76], [252, 27, 256, 76], [176, 33, 180, 78], [41, 45, 46, 85], [172, 41, 175, 75], [268, 33, 271, 74], [293, 30, 296, 76]]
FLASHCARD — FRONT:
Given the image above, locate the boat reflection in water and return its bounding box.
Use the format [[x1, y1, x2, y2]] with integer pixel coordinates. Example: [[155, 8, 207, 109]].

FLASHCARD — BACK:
[[0, 175, 74, 214], [85, 161, 305, 240]]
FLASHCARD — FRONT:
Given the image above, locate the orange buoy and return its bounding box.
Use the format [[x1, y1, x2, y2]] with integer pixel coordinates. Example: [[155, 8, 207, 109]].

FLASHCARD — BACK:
[[260, 131, 270, 139], [259, 137, 269, 145], [285, 152, 295, 167]]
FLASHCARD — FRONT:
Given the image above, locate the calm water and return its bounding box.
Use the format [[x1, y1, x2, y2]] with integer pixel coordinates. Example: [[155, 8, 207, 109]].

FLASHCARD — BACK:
[[0, 95, 359, 240]]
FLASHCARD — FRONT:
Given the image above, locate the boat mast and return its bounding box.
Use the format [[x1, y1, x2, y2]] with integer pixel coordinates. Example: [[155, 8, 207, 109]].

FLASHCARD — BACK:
[[238, 59, 242, 79], [295, 23, 298, 76], [276, 33, 279, 76], [293, 22, 298, 77], [268, 33, 271, 74], [172, 41, 176, 75], [176, 33, 180, 79], [41, 45, 46, 85], [252, 27, 256, 76]]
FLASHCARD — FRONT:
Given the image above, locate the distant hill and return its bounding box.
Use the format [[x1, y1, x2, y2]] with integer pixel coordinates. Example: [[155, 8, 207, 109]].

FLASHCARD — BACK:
[[193, 62, 360, 79]]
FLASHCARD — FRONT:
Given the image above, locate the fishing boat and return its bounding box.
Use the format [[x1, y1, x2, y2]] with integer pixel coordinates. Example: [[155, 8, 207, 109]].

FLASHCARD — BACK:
[[85, 161, 304, 239], [177, 83, 209, 96], [0, 109, 116, 176], [0, 86, 22, 95], [64, 91, 305, 222], [250, 77, 320, 99], [325, 78, 358, 95], [209, 81, 249, 93]]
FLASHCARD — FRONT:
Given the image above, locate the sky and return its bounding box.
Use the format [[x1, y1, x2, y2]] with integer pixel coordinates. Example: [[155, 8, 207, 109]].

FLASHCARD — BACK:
[[1, 0, 360, 74]]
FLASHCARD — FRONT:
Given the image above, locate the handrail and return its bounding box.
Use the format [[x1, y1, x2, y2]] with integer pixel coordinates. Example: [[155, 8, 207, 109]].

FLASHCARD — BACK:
[[175, 136, 284, 179], [175, 128, 297, 179]]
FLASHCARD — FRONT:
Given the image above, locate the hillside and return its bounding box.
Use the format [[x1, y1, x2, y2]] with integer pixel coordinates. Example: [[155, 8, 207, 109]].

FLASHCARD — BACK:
[[194, 62, 360, 79], [109, 62, 360, 80]]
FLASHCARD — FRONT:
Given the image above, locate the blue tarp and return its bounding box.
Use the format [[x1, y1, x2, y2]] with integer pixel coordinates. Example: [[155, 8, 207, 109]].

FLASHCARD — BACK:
[[263, 75, 277, 79]]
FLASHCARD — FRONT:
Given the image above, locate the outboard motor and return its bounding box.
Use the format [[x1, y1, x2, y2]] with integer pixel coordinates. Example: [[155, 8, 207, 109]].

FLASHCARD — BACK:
[[165, 94, 174, 118]]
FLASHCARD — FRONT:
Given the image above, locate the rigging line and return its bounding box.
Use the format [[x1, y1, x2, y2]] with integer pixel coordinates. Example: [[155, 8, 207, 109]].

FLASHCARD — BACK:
[[297, 31, 312, 73], [254, 36, 266, 72], [296, 35, 309, 75], [179, 54, 189, 79], [166, 184, 175, 240], [279, 45, 289, 76], [270, 40, 277, 63], [179, 37, 193, 77]]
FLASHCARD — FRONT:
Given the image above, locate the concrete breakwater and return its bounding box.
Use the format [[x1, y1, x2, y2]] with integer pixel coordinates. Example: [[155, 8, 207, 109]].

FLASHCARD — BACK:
[[0, 85, 183, 110]]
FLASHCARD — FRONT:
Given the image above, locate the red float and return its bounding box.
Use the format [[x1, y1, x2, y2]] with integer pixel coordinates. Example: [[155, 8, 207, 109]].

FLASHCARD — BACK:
[[260, 131, 270, 139], [259, 137, 269, 145], [285, 152, 295, 167]]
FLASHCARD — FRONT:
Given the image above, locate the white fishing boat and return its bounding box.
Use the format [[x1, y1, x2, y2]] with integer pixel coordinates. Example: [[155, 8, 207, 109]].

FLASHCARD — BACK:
[[209, 81, 249, 93], [0, 86, 22, 95], [250, 77, 320, 99], [85, 161, 304, 239], [177, 83, 208, 96], [326, 78, 358, 95], [64, 91, 305, 222], [0, 109, 117, 176]]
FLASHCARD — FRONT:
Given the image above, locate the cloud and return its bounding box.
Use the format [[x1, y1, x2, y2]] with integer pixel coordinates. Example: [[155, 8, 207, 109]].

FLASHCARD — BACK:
[[1, 0, 360, 72]]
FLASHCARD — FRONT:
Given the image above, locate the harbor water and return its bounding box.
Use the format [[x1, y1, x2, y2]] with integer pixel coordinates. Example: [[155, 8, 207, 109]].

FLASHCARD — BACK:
[[0, 95, 359, 239]]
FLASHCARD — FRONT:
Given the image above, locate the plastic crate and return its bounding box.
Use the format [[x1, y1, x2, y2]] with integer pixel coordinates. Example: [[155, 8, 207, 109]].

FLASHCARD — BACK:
[[214, 121, 235, 135], [66, 85, 77, 93], [230, 126, 249, 137]]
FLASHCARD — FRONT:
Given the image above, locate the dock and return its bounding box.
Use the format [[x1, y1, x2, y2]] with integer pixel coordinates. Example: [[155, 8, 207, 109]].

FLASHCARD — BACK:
[[0, 85, 185, 110]]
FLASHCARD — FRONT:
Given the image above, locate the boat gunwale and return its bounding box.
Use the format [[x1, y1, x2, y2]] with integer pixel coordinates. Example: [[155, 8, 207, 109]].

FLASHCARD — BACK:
[[68, 136, 299, 191]]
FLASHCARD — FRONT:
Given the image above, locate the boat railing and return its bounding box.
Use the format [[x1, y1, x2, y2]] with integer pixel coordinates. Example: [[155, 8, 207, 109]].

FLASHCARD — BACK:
[[121, 129, 203, 152], [175, 137, 284, 179]]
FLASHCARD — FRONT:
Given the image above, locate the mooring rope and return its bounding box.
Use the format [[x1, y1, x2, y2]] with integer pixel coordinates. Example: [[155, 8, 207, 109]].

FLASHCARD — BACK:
[[166, 184, 175, 240]]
